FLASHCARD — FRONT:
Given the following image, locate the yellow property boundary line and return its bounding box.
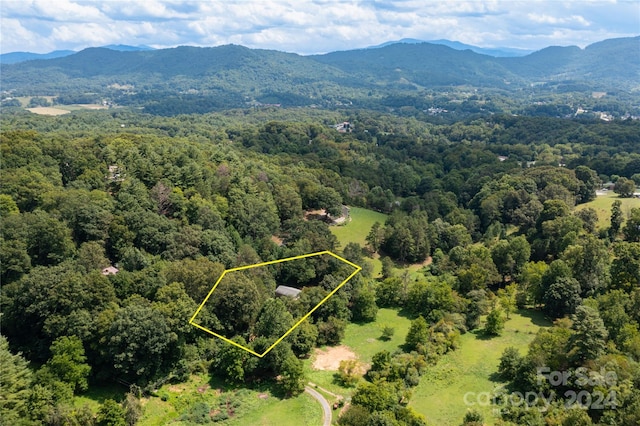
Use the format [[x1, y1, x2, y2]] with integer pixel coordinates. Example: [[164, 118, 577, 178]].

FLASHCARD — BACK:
[[189, 250, 361, 357]]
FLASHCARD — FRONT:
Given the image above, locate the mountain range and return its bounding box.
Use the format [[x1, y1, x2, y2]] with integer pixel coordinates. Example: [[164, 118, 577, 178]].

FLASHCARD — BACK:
[[0, 45, 154, 65], [1, 37, 638, 113], [0, 39, 532, 65], [367, 39, 534, 57]]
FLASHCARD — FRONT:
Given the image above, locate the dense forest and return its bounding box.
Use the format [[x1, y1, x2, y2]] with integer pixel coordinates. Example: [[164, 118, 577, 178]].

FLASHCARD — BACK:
[[1, 104, 640, 425]]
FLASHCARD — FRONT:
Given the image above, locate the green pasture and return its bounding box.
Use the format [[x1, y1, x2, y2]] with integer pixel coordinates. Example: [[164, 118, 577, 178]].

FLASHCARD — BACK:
[[304, 308, 412, 396], [575, 192, 640, 229], [74, 383, 127, 412], [409, 310, 551, 426], [331, 207, 388, 248], [331, 207, 388, 277], [137, 374, 322, 426]]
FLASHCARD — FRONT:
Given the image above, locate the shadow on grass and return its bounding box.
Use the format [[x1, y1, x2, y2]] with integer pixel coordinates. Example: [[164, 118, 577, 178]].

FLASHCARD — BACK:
[[516, 309, 552, 327], [207, 373, 294, 400], [470, 329, 499, 341], [77, 381, 128, 403]]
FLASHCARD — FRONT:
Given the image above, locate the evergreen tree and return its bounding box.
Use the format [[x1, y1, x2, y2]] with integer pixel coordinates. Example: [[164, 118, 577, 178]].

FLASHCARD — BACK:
[[405, 316, 428, 352], [567, 305, 608, 365], [0, 336, 33, 424]]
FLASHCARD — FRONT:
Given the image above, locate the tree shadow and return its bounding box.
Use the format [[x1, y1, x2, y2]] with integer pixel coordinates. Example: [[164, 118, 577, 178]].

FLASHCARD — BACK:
[[470, 328, 496, 341], [77, 380, 128, 403], [517, 308, 552, 327]]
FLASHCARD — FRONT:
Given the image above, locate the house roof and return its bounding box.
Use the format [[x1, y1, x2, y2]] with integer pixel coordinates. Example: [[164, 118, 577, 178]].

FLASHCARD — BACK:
[[101, 266, 119, 275], [275, 285, 301, 298]]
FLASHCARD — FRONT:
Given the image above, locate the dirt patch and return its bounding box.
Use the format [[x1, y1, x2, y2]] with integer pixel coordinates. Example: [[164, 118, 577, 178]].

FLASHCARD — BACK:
[[168, 385, 185, 393], [312, 345, 358, 371], [26, 107, 70, 116], [77, 104, 107, 110]]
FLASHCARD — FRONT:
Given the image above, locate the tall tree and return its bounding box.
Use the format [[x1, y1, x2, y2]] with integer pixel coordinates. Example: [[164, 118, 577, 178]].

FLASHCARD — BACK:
[[0, 336, 33, 424], [254, 298, 295, 340], [103, 298, 179, 383], [562, 235, 611, 296], [623, 208, 640, 242], [575, 166, 600, 203], [567, 305, 608, 365], [542, 277, 582, 318], [614, 177, 636, 198], [41, 336, 91, 393], [610, 200, 623, 240], [405, 316, 428, 352]]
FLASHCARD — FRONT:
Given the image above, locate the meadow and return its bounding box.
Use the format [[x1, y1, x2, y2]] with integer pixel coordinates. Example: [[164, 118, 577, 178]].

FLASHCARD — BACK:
[[136, 375, 322, 426], [409, 310, 551, 425], [304, 308, 412, 397], [330, 207, 388, 248], [575, 191, 640, 229], [331, 206, 388, 277]]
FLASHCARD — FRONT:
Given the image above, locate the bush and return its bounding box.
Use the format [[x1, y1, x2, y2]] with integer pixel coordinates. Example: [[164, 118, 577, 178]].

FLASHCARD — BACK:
[[381, 325, 395, 341], [484, 308, 505, 336], [498, 347, 523, 381]]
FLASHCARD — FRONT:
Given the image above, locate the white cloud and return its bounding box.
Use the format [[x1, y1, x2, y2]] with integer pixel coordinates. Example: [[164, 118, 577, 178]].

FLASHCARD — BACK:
[[1, 0, 637, 54]]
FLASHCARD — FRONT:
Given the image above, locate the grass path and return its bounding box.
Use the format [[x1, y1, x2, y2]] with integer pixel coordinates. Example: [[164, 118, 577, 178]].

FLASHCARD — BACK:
[[409, 310, 551, 425]]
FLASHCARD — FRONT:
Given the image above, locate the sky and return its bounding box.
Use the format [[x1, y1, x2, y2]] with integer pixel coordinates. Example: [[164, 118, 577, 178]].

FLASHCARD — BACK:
[[1, 0, 638, 55]]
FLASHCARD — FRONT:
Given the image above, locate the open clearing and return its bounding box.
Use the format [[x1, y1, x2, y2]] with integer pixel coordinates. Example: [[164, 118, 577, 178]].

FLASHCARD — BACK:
[[575, 191, 640, 229], [26, 107, 71, 115], [409, 310, 551, 426], [331, 206, 388, 276], [304, 308, 411, 396], [330, 207, 387, 248], [312, 345, 358, 371], [136, 375, 322, 426]]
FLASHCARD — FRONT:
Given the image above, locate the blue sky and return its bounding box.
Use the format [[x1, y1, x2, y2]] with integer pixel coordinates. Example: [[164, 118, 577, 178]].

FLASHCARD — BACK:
[[1, 1, 638, 54]]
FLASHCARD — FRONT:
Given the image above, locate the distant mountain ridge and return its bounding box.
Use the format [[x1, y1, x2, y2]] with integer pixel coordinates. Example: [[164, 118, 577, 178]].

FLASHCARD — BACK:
[[0, 45, 154, 64], [367, 38, 534, 57], [1, 36, 637, 113]]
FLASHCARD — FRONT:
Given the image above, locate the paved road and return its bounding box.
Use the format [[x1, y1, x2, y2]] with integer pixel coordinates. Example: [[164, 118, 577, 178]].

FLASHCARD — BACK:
[[305, 386, 332, 426]]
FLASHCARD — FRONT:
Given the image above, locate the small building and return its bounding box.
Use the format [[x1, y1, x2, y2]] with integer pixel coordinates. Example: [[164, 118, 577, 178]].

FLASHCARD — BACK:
[[102, 266, 119, 276], [275, 285, 301, 299], [334, 122, 352, 133]]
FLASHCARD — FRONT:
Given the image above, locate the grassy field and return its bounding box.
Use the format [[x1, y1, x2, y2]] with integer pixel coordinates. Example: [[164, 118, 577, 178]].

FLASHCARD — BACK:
[[331, 207, 388, 277], [331, 207, 387, 248], [74, 383, 127, 412], [575, 192, 640, 229], [304, 308, 411, 396], [409, 310, 551, 426], [137, 375, 322, 426]]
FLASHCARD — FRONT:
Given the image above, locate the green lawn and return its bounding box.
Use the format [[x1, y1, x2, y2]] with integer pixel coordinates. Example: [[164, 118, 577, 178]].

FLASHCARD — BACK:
[[304, 308, 411, 397], [409, 310, 551, 426], [331, 207, 388, 277], [342, 308, 412, 363], [138, 375, 322, 426], [74, 383, 128, 412], [575, 192, 640, 229], [331, 207, 388, 248]]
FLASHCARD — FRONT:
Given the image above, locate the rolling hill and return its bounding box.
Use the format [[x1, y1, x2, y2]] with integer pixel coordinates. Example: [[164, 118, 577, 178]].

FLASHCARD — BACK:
[[1, 36, 637, 113]]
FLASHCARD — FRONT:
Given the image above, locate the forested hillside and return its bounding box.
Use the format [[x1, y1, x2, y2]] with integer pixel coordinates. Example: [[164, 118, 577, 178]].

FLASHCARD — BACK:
[[1, 105, 640, 425], [2, 37, 638, 116]]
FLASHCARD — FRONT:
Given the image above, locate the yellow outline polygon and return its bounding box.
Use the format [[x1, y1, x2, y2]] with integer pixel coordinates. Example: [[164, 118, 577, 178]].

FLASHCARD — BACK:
[[189, 250, 361, 357]]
